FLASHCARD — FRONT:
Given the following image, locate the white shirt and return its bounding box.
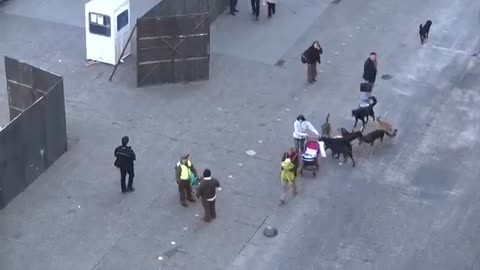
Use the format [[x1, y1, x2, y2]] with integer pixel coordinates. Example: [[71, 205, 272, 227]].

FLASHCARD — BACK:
[[293, 120, 319, 139]]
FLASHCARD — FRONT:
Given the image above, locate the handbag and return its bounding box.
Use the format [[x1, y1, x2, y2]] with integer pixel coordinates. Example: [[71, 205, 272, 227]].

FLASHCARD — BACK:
[[360, 82, 373, 93]]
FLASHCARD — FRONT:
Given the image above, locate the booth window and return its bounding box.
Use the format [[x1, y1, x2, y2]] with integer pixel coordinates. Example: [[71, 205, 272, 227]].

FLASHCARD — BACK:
[[89, 12, 111, 37], [117, 10, 129, 31]]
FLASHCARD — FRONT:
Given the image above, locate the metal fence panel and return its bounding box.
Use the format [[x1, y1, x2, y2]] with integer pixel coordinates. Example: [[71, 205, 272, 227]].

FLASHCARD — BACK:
[[136, 13, 210, 86], [0, 57, 67, 209]]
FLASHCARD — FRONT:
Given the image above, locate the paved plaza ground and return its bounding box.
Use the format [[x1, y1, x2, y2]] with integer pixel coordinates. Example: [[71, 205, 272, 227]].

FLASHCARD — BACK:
[[1, 0, 480, 269]]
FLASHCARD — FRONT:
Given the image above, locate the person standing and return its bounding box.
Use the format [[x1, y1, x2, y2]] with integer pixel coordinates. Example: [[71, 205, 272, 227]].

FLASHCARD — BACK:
[[293, 115, 320, 153], [280, 158, 297, 205], [363, 52, 378, 85], [265, 0, 276, 18], [251, 0, 260, 20], [302, 41, 323, 83], [197, 169, 221, 222], [114, 136, 136, 193], [175, 154, 197, 207], [230, 0, 239, 15]]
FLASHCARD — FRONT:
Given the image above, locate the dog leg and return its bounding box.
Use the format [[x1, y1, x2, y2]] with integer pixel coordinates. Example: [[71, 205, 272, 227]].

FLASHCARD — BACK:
[[350, 153, 355, 167], [353, 118, 358, 128], [343, 153, 347, 163]]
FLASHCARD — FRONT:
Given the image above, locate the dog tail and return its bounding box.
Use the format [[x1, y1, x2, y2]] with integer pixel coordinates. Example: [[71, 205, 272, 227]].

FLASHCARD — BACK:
[[325, 113, 330, 123], [368, 96, 377, 106], [385, 129, 398, 137], [419, 24, 423, 29]]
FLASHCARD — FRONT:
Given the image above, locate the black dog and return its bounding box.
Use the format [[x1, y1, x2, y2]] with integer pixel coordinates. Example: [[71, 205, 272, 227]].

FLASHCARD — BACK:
[[321, 113, 331, 138], [352, 96, 377, 129], [419, 20, 432, 45], [359, 129, 396, 146], [339, 128, 363, 142], [321, 137, 355, 167]]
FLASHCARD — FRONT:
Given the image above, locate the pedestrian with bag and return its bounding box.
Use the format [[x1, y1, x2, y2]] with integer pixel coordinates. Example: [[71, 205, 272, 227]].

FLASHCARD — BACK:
[[114, 136, 136, 193], [197, 169, 221, 222], [302, 40, 323, 83], [175, 154, 197, 207], [363, 52, 378, 85]]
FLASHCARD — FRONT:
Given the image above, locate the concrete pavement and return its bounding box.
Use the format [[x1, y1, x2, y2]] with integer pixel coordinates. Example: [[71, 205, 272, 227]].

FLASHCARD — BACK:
[[1, 0, 480, 269]]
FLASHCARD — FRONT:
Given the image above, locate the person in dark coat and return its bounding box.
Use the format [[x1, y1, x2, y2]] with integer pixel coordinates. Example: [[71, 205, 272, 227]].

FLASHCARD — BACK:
[[251, 0, 260, 20], [230, 0, 239, 15], [114, 136, 136, 193], [197, 169, 220, 222], [363, 52, 378, 84], [303, 41, 323, 83]]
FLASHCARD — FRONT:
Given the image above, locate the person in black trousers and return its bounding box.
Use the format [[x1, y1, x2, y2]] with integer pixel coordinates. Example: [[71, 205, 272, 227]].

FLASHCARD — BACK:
[[114, 136, 136, 193], [251, 0, 260, 20], [230, 0, 239, 15], [363, 52, 378, 85], [197, 169, 221, 222], [266, 0, 276, 18]]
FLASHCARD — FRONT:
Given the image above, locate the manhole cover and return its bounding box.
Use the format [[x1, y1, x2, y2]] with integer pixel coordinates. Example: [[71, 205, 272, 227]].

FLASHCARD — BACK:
[[274, 59, 285, 67], [331, 0, 341, 4], [381, 74, 393, 80], [263, 226, 278, 238]]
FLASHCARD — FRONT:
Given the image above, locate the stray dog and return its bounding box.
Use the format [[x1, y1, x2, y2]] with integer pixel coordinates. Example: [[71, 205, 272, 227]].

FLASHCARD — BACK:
[[321, 137, 355, 167], [419, 20, 432, 45], [352, 96, 377, 129], [321, 113, 331, 138], [359, 129, 396, 146], [338, 128, 363, 142], [376, 117, 398, 136]]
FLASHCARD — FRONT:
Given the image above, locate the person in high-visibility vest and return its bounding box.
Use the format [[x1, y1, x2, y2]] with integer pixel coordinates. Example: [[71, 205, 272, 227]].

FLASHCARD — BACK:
[[175, 154, 197, 207]]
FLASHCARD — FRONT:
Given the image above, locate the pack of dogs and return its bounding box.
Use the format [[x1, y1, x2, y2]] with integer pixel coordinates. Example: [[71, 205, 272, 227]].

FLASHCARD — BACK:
[[304, 19, 431, 168], [318, 96, 398, 168]]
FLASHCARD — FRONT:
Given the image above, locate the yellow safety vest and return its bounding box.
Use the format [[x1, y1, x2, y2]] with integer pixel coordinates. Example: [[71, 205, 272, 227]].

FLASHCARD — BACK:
[[179, 160, 192, 180]]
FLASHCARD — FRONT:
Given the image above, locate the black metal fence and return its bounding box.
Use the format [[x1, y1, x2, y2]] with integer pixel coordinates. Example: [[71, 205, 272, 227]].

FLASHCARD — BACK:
[[0, 57, 67, 209]]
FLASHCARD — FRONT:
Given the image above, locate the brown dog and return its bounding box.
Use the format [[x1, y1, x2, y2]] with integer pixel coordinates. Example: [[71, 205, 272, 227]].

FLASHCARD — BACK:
[[376, 117, 398, 136]]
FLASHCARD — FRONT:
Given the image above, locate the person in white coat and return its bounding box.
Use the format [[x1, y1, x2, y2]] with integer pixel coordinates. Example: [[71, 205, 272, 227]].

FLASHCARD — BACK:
[[293, 115, 319, 153], [264, 0, 277, 18]]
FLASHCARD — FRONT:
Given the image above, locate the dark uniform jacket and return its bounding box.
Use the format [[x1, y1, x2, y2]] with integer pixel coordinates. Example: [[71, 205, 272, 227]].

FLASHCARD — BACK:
[[197, 177, 220, 200], [114, 146, 136, 169], [363, 58, 377, 84]]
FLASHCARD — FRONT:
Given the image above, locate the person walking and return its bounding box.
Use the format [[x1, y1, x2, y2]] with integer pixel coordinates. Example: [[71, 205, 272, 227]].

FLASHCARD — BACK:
[[230, 0, 239, 15], [363, 52, 378, 85], [175, 154, 197, 207], [114, 136, 136, 193], [265, 0, 276, 18], [302, 41, 323, 83], [293, 115, 320, 153], [251, 0, 260, 20], [197, 169, 221, 222], [280, 158, 297, 205], [282, 147, 299, 176]]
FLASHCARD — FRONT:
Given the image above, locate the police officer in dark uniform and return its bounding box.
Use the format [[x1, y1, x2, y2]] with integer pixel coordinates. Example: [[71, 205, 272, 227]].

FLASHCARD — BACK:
[[114, 136, 136, 193]]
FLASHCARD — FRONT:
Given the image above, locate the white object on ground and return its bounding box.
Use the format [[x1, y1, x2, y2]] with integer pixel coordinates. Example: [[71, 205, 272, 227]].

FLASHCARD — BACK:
[[158, 256, 164, 261], [171, 241, 176, 245], [246, 150, 256, 156]]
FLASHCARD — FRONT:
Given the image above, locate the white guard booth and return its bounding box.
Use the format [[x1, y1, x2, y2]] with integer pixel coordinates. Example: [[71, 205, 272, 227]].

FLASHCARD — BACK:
[[85, 0, 131, 65]]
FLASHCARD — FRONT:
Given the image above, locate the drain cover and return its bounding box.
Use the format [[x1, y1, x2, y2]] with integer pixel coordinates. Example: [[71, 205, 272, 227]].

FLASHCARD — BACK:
[[263, 226, 278, 238], [331, 0, 341, 4], [381, 74, 393, 80]]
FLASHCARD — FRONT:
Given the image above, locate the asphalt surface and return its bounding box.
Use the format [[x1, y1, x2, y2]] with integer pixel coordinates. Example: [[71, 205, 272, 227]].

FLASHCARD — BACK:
[[1, 0, 480, 269]]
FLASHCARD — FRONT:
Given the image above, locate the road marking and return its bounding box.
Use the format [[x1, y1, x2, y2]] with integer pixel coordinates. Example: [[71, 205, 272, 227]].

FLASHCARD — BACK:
[[430, 45, 470, 55]]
